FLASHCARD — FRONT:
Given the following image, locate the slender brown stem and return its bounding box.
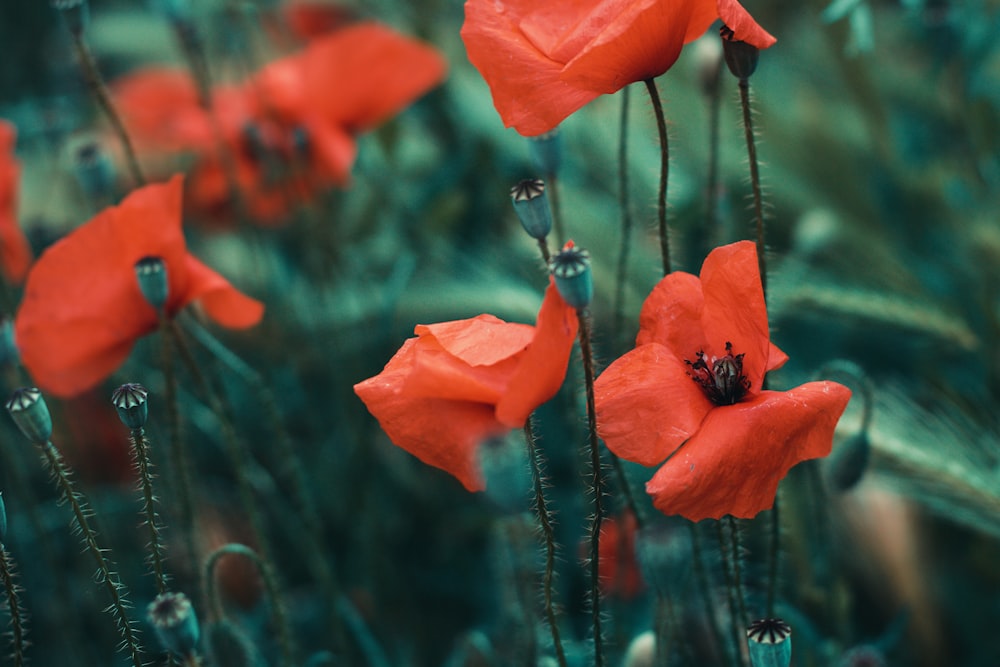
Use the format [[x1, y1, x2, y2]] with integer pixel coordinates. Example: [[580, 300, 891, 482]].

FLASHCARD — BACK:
[[130, 427, 168, 594], [612, 85, 634, 354], [643, 78, 671, 276], [716, 521, 747, 667], [0, 547, 26, 667], [524, 420, 568, 667], [705, 57, 724, 244], [578, 311, 605, 667], [68, 33, 146, 187], [738, 78, 766, 297], [537, 238, 552, 265]]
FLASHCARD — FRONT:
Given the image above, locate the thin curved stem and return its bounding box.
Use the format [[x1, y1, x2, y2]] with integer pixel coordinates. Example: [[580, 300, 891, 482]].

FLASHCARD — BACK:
[[0, 547, 26, 667], [738, 78, 766, 297], [130, 427, 168, 594], [612, 85, 634, 354], [578, 311, 605, 667], [643, 78, 671, 276], [524, 419, 568, 667]]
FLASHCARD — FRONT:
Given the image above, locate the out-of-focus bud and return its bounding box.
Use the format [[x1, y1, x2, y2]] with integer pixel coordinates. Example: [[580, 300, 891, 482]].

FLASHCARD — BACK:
[[135, 256, 169, 310], [528, 129, 562, 176], [148, 592, 200, 658], [6, 388, 53, 444]]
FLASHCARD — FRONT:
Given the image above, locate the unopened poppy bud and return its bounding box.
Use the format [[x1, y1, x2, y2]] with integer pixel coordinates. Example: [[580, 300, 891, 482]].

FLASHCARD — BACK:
[[746, 618, 792, 667], [510, 179, 552, 240], [720, 26, 760, 80], [694, 35, 724, 96], [549, 242, 592, 310], [135, 256, 169, 309], [6, 388, 53, 444], [825, 430, 870, 492], [73, 142, 116, 202], [111, 383, 149, 430], [528, 129, 562, 176], [0, 492, 7, 543], [51, 0, 89, 36], [148, 592, 200, 657]]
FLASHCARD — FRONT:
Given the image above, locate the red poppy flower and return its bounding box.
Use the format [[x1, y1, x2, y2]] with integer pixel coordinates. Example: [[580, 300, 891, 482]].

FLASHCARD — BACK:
[[0, 120, 32, 283], [597, 510, 645, 600], [280, 1, 357, 41], [15, 175, 264, 397], [461, 0, 775, 136], [594, 241, 851, 521], [114, 22, 446, 224], [354, 280, 579, 491]]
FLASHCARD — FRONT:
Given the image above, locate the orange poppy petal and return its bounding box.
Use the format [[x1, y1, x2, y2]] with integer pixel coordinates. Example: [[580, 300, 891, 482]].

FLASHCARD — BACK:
[[299, 23, 447, 133], [404, 336, 522, 404], [560, 0, 717, 93], [717, 0, 776, 49], [307, 122, 356, 184], [594, 342, 714, 467], [635, 270, 704, 354], [354, 339, 507, 491], [417, 314, 534, 366], [495, 279, 579, 426], [0, 120, 31, 283], [767, 341, 788, 372], [114, 68, 215, 150], [698, 241, 771, 392], [646, 381, 852, 520], [183, 255, 264, 329], [462, 0, 602, 135]]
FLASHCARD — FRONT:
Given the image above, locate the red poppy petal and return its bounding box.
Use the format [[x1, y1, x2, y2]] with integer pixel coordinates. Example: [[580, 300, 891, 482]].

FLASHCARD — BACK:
[[403, 336, 521, 404], [114, 69, 215, 150], [462, 0, 602, 135], [0, 121, 31, 283], [418, 315, 534, 367], [635, 270, 704, 353], [299, 23, 447, 132], [646, 381, 852, 520], [767, 341, 788, 372], [307, 122, 356, 184], [560, 0, 717, 93], [495, 279, 579, 426], [182, 255, 264, 329], [698, 241, 770, 392], [717, 0, 776, 49], [354, 339, 507, 491], [595, 343, 714, 467]]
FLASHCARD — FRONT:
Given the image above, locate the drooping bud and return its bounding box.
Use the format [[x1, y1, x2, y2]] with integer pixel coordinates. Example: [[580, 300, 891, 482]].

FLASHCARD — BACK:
[[52, 0, 89, 37], [6, 388, 53, 444], [746, 618, 792, 667], [111, 383, 149, 431], [528, 129, 562, 176], [135, 256, 169, 309], [825, 430, 870, 492], [148, 592, 200, 658], [720, 25, 760, 80], [549, 242, 592, 310], [510, 179, 552, 240]]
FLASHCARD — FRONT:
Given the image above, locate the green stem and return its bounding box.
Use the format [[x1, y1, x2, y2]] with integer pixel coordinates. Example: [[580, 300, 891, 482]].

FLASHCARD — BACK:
[[39, 441, 143, 667], [130, 427, 168, 594], [706, 57, 724, 244], [688, 523, 732, 666], [643, 78, 671, 276], [524, 419, 568, 667], [578, 311, 605, 667], [766, 497, 780, 618], [738, 78, 766, 297], [68, 32, 146, 187], [612, 84, 634, 354], [716, 520, 746, 667], [0, 547, 26, 667]]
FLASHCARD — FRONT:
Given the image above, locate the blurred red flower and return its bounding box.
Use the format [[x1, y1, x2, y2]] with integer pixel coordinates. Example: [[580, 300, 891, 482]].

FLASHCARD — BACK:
[[0, 120, 32, 283], [15, 175, 263, 397], [461, 0, 775, 135], [594, 241, 851, 520], [354, 280, 579, 491], [114, 22, 446, 224], [598, 510, 645, 600]]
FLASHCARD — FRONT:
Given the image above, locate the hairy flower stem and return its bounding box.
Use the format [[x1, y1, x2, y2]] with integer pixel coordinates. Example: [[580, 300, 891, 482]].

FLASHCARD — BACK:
[[67, 32, 146, 187], [38, 440, 143, 667], [130, 427, 168, 594], [716, 520, 747, 667], [688, 523, 732, 667], [524, 419, 568, 667], [537, 238, 551, 265], [577, 311, 605, 667], [643, 78, 671, 275], [0, 547, 26, 667], [179, 315, 347, 655], [612, 85, 634, 354], [205, 543, 293, 666], [738, 78, 766, 297], [158, 314, 202, 599], [168, 324, 295, 667]]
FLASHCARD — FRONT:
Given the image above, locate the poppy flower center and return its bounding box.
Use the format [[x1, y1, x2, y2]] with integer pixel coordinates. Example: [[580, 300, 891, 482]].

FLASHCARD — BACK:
[[685, 341, 750, 406]]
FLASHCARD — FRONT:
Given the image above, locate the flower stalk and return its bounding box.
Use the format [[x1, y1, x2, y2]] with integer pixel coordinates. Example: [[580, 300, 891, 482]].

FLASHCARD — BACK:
[[643, 78, 671, 276]]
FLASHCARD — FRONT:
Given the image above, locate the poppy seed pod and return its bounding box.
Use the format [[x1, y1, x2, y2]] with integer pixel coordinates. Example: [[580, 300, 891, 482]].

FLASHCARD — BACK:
[[135, 256, 169, 309], [6, 388, 53, 444], [51, 0, 89, 36], [549, 242, 592, 310], [111, 383, 149, 431], [510, 179, 552, 240], [720, 26, 760, 80], [529, 130, 562, 175], [746, 618, 792, 667], [148, 592, 200, 658]]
